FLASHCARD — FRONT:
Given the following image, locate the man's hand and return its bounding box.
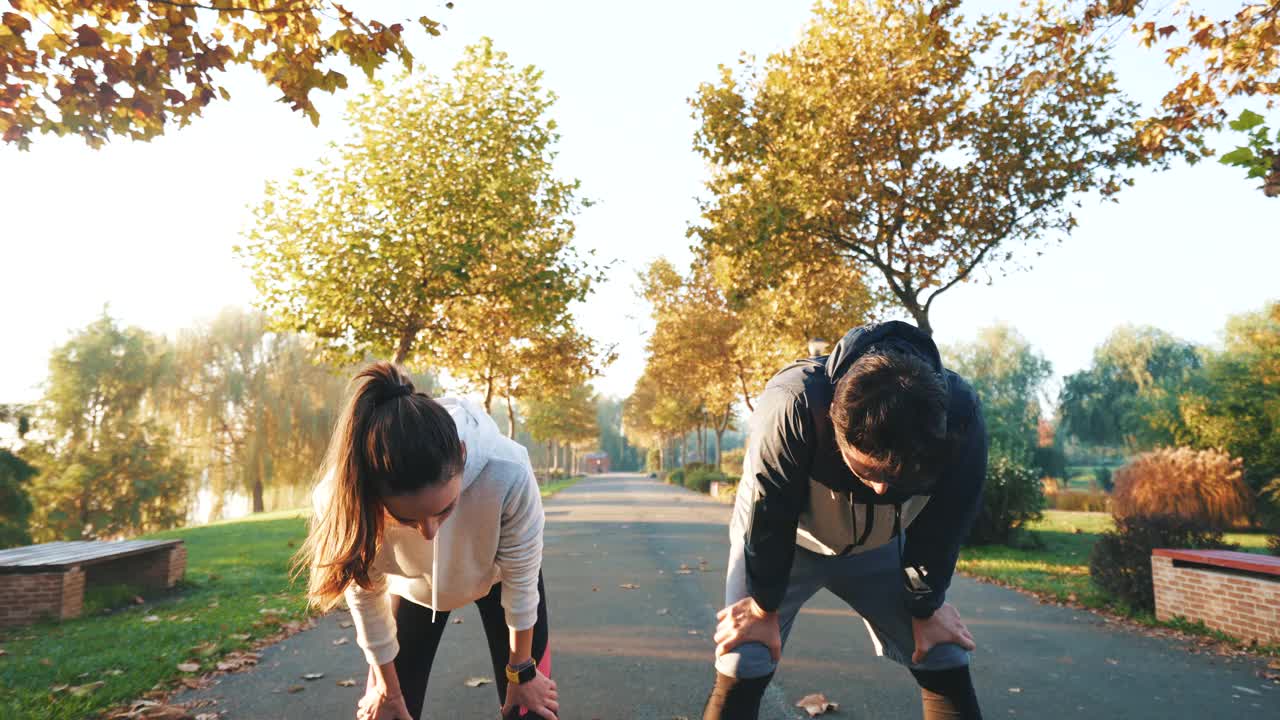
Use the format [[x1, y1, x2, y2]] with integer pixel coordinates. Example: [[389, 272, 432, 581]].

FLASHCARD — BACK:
[[910, 603, 976, 664], [714, 596, 782, 661]]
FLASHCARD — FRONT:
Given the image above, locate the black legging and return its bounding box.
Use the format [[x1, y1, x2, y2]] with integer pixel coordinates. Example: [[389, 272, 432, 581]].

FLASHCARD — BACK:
[[391, 573, 550, 720]]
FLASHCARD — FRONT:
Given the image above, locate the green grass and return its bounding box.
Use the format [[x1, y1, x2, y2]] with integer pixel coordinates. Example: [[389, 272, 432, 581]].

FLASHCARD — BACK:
[[958, 510, 1275, 648], [0, 476, 589, 720], [539, 474, 585, 498], [0, 509, 312, 720]]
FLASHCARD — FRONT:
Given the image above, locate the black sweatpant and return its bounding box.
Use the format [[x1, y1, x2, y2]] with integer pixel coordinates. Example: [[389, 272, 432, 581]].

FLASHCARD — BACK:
[[391, 573, 550, 720]]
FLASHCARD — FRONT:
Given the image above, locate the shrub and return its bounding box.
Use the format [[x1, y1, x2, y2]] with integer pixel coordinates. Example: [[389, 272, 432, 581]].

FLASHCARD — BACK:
[[1089, 515, 1237, 612], [1111, 447, 1251, 531], [685, 467, 731, 494], [1049, 490, 1110, 512], [720, 447, 745, 478], [1095, 466, 1113, 492], [1032, 445, 1067, 483], [1269, 535, 1280, 557], [667, 468, 686, 487], [645, 449, 661, 473], [966, 452, 1044, 546]]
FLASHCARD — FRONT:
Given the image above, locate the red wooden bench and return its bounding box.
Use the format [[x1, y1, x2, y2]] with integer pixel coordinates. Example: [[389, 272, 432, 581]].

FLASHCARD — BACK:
[[1151, 548, 1280, 644], [0, 540, 186, 627]]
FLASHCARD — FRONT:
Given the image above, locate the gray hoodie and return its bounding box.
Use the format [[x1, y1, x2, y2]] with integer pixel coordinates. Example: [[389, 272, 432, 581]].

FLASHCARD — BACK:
[[312, 397, 545, 666]]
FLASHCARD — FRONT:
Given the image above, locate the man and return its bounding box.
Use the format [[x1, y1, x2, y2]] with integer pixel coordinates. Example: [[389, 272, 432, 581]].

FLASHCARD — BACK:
[[704, 321, 987, 720]]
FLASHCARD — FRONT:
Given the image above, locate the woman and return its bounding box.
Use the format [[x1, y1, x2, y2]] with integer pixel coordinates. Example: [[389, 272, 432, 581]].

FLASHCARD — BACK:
[[297, 362, 558, 720]]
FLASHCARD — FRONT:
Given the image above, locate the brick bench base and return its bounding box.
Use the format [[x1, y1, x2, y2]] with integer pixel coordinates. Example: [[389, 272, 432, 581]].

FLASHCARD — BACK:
[[0, 568, 84, 626], [0, 545, 186, 628], [1152, 553, 1280, 644]]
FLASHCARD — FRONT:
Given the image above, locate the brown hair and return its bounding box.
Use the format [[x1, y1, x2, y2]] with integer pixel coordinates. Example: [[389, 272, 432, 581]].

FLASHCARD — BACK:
[[294, 361, 464, 611], [829, 350, 949, 487]]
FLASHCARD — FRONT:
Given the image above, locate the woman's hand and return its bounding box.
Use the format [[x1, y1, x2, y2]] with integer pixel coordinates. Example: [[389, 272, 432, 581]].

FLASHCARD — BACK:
[[502, 670, 559, 720], [356, 664, 413, 720]]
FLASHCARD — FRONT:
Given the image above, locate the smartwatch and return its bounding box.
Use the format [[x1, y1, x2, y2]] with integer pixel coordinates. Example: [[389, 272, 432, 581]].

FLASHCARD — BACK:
[[505, 658, 537, 685]]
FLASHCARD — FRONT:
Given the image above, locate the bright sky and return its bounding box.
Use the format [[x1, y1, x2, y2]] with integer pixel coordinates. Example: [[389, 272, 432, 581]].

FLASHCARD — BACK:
[[1, 0, 1275, 408]]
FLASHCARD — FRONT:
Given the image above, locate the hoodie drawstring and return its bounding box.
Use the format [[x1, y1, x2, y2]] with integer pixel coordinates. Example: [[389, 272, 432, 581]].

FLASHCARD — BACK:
[[431, 538, 439, 624]]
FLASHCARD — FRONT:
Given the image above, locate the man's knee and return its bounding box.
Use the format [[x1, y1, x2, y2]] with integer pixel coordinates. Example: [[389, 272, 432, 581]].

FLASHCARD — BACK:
[[913, 642, 971, 672], [714, 642, 778, 679]]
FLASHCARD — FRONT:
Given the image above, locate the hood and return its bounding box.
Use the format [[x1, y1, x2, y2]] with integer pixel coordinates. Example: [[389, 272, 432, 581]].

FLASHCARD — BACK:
[[310, 396, 501, 512], [824, 321, 944, 385], [436, 396, 502, 493]]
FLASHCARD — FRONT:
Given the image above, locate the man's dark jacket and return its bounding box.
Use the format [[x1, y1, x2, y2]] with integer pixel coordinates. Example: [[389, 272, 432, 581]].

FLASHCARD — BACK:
[[741, 321, 988, 618]]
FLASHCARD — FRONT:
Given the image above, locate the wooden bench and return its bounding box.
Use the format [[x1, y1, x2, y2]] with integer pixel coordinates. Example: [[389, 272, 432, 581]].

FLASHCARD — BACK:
[[1151, 548, 1280, 644], [0, 539, 186, 627]]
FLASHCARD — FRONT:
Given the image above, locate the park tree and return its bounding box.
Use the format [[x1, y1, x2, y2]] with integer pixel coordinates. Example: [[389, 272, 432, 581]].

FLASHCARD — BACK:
[[239, 39, 593, 371], [1058, 325, 1203, 450], [1075, 1, 1280, 195], [0, 0, 447, 149], [596, 396, 643, 472], [443, 304, 612, 438], [1178, 302, 1280, 515], [691, 0, 1141, 335], [711, 249, 877, 410], [25, 313, 188, 541], [523, 384, 599, 474], [943, 324, 1053, 463], [0, 404, 35, 548], [640, 258, 739, 469], [160, 307, 348, 517]]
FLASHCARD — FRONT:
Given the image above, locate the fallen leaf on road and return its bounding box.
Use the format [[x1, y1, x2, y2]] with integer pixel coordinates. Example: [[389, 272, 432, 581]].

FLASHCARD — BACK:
[[464, 677, 491, 687], [333, 637, 349, 645], [69, 681, 105, 697], [1105, 658, 1119, 665], [688, 630, 700, 635], [795, 693, 838, 717], [338, 679, 357, 687], [452, 617, 464, 624], [177, 662, 200, 673], [107, 701, 196, 719], [1009, 688, 1022, 694], [619, 583, 640, 590], [194, 714, 219, 720], [287, 685, 305, 694], [999, 606, 1016, 612], [302, 673, 324, 681], [658, 609, 670, 616], [338, 620, 354, 628], [676, 569, 693, 575], [592, 586, 599, 592]]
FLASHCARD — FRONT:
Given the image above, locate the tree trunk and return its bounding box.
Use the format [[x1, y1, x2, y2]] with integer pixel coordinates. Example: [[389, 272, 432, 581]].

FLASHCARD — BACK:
[[393, 325, 418, 365], [903, 299, 933, 336], [252, 478, 265, 514], [505, 393, 517, 439], [696, 419, 705, 465], [546, 440, 553, 472], [483, 372, 495, 414], [714, 428, 724, 473], [735, 362, 756, 413]]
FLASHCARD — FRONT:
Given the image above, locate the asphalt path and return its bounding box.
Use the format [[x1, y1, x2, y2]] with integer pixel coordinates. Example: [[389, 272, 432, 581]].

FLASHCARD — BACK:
[[174, 472, 1280, 719]]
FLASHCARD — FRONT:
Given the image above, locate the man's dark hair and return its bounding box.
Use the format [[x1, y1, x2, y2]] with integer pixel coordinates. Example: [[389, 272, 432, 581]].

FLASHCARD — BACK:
[[830, 349, 949, 485]]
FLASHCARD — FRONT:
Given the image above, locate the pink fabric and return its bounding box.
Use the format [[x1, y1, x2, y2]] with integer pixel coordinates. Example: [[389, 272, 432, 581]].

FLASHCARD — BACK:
[[515, 647, 553, 717]]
